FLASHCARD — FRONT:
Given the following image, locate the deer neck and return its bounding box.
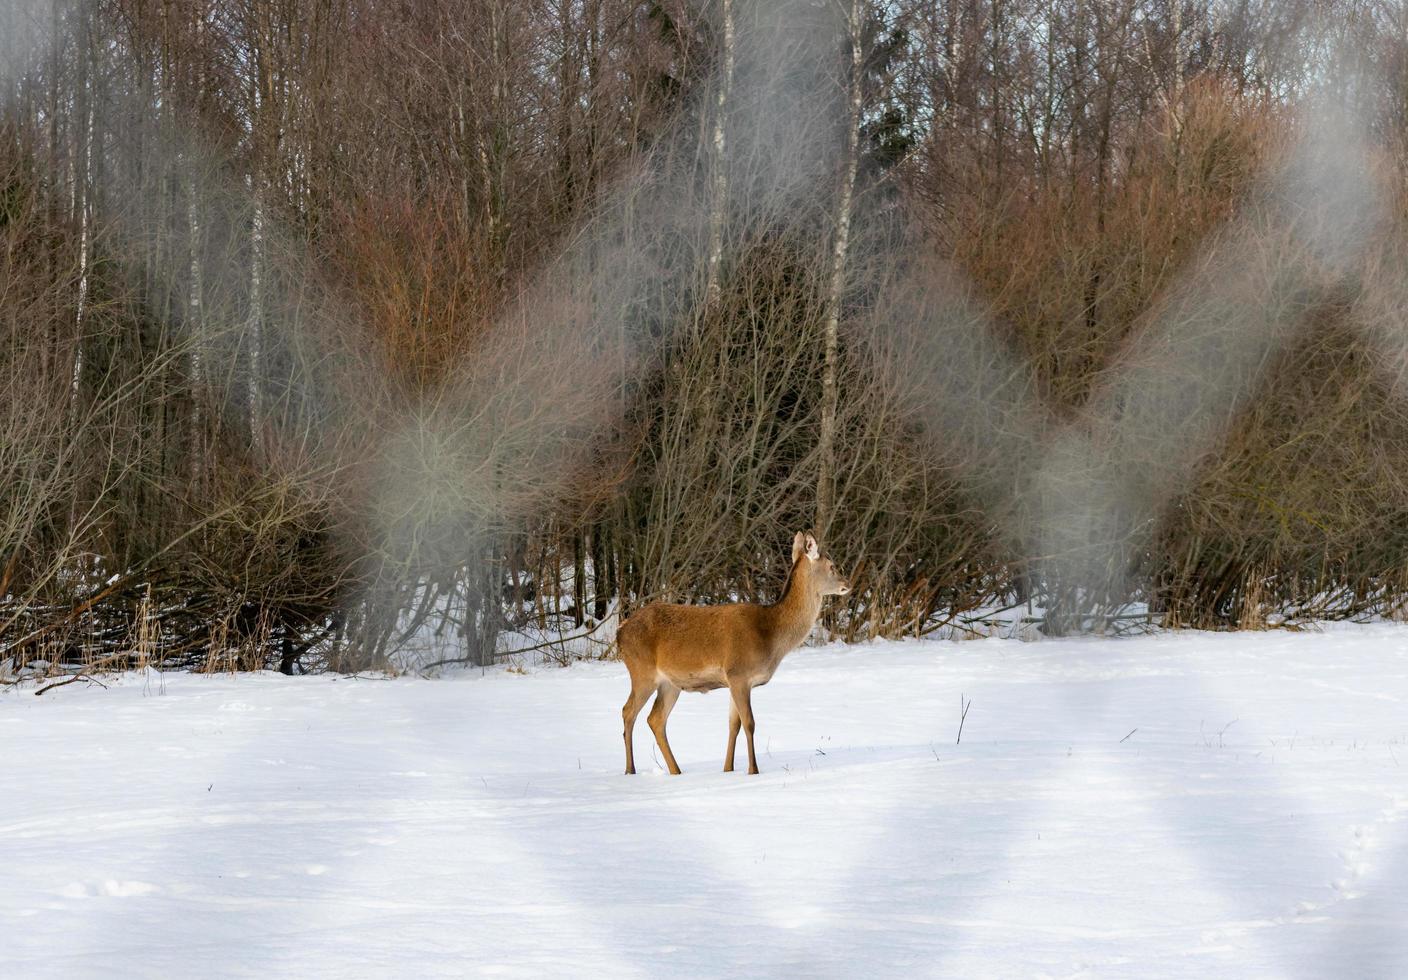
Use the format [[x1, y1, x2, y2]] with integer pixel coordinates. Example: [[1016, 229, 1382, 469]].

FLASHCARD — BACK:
[[767, 562, 823, 654]]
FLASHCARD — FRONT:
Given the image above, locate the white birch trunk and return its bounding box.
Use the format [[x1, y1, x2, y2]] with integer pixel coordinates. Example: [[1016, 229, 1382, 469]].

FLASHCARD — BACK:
[[1168, 0, 1188, 142], [247, 30, 268, 450], [248, 180, 264, 446], [71, 32, 95, 407], [187, 158, 204, 460], [816, 0, 864, 534], [703, 0, 734, 308]]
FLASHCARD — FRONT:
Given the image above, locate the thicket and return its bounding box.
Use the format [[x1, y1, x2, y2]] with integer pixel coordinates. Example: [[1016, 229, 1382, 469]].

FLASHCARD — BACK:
[[5, 0, 1408, 672]]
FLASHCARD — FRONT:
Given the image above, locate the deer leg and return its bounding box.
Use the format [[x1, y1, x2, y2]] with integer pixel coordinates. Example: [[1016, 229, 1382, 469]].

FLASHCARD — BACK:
[[730, 680, 759, 774], [646, 682, 683, 775], [621, 674, 654, 775], [724, 700, 741, 772]]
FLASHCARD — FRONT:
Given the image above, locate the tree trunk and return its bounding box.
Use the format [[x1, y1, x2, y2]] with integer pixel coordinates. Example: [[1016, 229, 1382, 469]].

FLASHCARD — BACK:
[[703, 0, 734, 308], [71, 4, 95, 414], [816, 0, 864, 536], [573, 532, 586, 628]]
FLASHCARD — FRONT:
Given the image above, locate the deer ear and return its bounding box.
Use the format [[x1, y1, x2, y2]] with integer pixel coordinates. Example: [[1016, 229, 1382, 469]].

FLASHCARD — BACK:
[[804, 533, 820, 560], [792, 531, 806, 565]]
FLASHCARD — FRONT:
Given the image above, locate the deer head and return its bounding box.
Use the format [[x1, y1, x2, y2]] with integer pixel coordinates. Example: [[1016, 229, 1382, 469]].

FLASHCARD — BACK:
[[792, 531, 851, 596]]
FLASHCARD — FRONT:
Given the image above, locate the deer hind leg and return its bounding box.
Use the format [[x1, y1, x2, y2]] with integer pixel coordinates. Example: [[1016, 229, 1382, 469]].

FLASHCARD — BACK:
[[729, 680, 759, 775], [621, 669, 655, 775], [724, 700, 741, 772], [646, 681, 683, 775]]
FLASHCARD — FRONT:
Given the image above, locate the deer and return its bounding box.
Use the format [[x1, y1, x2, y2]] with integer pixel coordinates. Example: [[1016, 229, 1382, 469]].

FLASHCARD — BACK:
[[618, 531, 851, 775]]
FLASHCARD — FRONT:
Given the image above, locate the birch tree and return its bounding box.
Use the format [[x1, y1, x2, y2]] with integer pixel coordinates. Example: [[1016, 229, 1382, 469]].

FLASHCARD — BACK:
[[815, 0, 864, 535], [703, 0, 734, 307]]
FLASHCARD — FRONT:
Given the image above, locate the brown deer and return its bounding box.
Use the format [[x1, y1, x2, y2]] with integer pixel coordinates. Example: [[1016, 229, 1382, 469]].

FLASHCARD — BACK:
[[618, 532, 851, 775]]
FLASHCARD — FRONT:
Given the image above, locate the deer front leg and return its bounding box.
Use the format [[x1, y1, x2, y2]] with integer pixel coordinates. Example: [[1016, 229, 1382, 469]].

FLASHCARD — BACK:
[[621, 678, 653, 775], [724, 700, 741, 772], [729, 680, 759, 774], [647, 682, 683, 774]]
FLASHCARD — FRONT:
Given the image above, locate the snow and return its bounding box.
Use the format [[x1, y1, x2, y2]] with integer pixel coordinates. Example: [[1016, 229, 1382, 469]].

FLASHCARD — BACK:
[[3, 625, 1407, 978]]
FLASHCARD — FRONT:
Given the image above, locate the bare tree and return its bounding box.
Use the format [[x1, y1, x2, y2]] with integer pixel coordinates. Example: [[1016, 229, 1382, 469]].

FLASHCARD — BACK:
[[816, 0, 866, 535]]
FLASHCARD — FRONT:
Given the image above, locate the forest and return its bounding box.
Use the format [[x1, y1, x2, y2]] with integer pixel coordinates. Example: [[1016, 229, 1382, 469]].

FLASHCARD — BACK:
[[5, 0, 1408, 673]]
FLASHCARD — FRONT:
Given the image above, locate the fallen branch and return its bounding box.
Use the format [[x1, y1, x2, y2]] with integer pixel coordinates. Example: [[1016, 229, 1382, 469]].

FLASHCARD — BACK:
[[34, 673, 109, 696], [420, 616, 617, 672]]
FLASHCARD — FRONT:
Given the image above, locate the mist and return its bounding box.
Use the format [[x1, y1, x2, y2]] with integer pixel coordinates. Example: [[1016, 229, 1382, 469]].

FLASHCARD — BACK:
[[6, 0, 1408, 669]]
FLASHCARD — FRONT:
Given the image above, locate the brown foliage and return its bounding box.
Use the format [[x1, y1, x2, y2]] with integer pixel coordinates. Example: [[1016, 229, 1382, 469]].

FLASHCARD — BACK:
[[7, 0, 1408, 674]]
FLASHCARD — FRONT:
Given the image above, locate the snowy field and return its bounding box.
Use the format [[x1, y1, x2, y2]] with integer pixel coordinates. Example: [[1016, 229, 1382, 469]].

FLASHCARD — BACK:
[[3, 625, 1407, 978]]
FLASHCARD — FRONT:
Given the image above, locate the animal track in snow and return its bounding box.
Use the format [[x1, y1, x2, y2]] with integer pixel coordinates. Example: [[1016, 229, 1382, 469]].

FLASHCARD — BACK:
[[1324, 796, 1408, 906]]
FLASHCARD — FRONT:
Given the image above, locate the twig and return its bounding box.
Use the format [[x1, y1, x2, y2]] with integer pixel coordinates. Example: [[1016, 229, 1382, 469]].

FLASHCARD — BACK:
[[420, 617, 616, 671], [34, 673, 108, 696], [956, 694, 971, 744], [1120, 728, 1138, 743]]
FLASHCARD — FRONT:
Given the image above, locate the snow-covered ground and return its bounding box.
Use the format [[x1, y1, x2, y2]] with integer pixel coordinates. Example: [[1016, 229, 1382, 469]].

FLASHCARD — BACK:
[[3, 626, 1407, 978]]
